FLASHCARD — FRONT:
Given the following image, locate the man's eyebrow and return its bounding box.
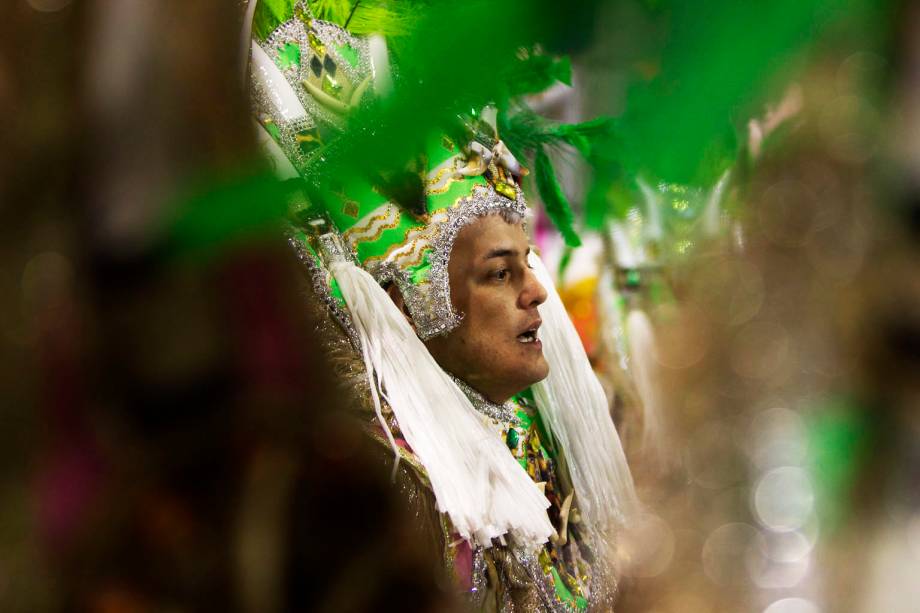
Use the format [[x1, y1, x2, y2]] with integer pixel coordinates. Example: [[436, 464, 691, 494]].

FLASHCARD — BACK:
[[482, 246, 532, 261]]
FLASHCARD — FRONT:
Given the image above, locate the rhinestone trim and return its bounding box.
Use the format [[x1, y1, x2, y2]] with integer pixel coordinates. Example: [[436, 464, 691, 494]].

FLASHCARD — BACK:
[[468, 545, 487, 609], [449, 375, 520, 425], [316, 229, 357, 265], [515, 549, 580, 613], [584, 530, 617, 610], [261, 19, 346, 128], [287, 232, 360, 350]]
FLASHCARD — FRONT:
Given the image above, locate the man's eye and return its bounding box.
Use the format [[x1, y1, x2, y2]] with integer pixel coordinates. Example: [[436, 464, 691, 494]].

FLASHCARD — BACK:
[[493, 269, 510, 281]]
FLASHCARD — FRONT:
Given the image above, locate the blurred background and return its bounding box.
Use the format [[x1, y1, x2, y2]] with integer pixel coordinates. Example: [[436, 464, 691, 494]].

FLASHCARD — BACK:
[[1, 0, 917, 611]]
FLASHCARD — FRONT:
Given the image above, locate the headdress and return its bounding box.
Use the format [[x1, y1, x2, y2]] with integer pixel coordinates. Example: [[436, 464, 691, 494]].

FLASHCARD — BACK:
[[246, 0, 637, 549]]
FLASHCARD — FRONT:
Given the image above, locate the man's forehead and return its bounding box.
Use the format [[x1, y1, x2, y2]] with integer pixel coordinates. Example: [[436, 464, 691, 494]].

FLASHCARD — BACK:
[[481, 244, 532, 261], [455, 215, 529, 258]]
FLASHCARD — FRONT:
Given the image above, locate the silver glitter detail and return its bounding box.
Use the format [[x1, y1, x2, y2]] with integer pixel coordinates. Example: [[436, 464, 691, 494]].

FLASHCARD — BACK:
[[317, 230, 356, 265], [468, 545, 487, 609], [371, 260, 411, 292], [415, 184, 528, 340], [310, 19, 373, 84], [373, 258, 443, 336], [287, 232, 360, 350], [514, 549, 580, 613], [583, 530, 617, 610], [373, 256, 456, 345], [279, 116, 324, 172], [449, 375, 520, 425]]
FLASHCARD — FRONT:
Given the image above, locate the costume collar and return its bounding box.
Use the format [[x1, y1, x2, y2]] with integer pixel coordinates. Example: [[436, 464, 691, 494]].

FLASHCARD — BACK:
[[448, 374, 520, 425]]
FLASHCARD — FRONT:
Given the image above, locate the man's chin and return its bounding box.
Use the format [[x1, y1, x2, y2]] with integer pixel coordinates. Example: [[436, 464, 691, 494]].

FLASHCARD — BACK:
[[533, 359, 550, 384], [453, 355, 549, 402], [517, 358, 550, 389]]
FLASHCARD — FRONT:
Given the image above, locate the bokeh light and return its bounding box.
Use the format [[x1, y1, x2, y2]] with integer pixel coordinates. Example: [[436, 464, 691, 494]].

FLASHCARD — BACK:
[[753, 467, 815, 532], [764, 597, 821, 613]]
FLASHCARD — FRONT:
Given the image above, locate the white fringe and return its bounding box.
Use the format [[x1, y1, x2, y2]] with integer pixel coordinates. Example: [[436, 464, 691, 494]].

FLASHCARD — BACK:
[[596, 266, 629, 374], [529, 253, 639, 530], [625, 309, 667, 465], [331, 261, 555, 550]]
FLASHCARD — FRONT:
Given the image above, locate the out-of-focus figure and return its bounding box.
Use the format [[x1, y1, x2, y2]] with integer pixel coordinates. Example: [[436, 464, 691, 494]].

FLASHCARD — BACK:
[[0, 1, 453, 611]]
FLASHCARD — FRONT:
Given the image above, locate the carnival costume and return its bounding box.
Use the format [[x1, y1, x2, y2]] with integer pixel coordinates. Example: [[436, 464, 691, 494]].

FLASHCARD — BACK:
[[245, 2, 637, 609]]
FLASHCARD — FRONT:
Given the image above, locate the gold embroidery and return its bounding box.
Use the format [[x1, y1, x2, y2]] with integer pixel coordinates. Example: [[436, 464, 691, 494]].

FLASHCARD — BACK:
[[426, 174, 464, 195], [426, 166, 452, 187], [347, 217, 400, 245], [390, 236, 432, 269], [364, 232, 429, 268], [344, 205, 401, 245]]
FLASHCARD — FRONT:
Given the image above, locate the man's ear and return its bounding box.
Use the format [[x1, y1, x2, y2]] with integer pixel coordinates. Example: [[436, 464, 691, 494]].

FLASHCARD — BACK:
[[385, 283, 416, 330]]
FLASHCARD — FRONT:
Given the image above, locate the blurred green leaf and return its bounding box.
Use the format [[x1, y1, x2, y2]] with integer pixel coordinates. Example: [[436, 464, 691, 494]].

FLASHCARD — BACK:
[[806, 396, 877, 534], [610, 0, 861, 185], [166, 167, 297, 257]]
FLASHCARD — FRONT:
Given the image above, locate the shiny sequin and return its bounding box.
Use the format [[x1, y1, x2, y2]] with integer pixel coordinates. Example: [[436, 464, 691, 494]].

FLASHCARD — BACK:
[[287, 233, 360, 350], [449, 374, 519, 424]]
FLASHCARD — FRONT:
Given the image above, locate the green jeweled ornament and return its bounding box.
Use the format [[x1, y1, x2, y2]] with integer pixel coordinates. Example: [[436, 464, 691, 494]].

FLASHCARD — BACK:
[[294, 3, 311, 26], [276, 41, 301, 71], [308, 31, 326, 55], [506, 428, 520, 450]]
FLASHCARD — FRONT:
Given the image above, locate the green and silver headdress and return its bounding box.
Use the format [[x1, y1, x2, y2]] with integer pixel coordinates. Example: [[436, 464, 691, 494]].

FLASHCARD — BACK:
[[250, 2, 530, 340], [316, 126, 529, 339]]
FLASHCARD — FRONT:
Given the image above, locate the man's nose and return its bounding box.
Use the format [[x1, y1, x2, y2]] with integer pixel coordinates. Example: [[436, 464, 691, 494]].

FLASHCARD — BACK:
[[521, 267, 548, 308]]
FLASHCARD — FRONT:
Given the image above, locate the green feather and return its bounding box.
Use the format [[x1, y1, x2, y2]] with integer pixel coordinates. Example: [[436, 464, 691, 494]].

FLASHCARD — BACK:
[[308, 0, 353, 24], [499, 107, 544, 161], [346, 3, 423, 37], [552, 116, 616, 158], [499, 107, 614, 241], [502, 53, 571, 99], [501, 106, 615, 162], [534, 147, 581, 247]]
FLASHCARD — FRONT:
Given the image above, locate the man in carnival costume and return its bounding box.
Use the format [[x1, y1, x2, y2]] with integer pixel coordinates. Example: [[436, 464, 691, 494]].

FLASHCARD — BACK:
[[245, 1, 637, 609]]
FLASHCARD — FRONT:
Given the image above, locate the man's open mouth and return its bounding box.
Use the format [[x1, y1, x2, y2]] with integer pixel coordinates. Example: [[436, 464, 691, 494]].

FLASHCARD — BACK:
[[517, 321, 542, 344]]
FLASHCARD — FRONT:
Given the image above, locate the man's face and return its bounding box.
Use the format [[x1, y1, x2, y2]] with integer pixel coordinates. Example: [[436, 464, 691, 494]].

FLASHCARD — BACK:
[[423, 214, 549, 403]]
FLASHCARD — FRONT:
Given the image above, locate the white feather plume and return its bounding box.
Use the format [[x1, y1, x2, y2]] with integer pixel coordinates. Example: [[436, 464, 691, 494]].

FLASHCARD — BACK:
[[530, 253, 639, 530], [331, 260, 555, 550]]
